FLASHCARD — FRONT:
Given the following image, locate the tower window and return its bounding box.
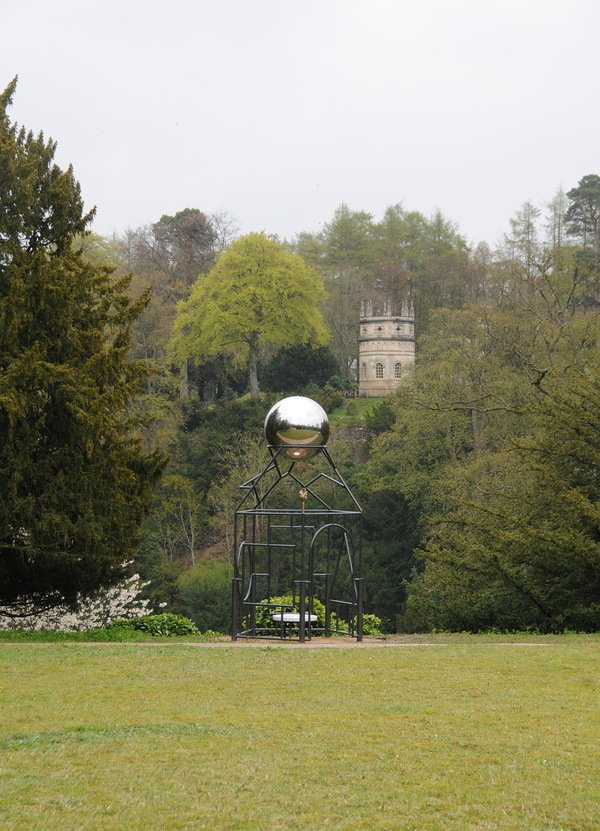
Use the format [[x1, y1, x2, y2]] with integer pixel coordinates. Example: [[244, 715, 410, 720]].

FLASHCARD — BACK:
[[375, 362, 384, 379], [394, 362, 402, 379], [361, 362, 367, 379]]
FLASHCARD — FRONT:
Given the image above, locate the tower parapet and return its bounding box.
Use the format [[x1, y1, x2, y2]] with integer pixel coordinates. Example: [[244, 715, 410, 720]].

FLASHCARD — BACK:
[[358, 299, 415, 396]]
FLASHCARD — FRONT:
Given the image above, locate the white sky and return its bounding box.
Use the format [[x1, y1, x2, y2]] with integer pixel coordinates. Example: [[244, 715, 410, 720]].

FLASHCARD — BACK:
[[3, 0, 598, 248]]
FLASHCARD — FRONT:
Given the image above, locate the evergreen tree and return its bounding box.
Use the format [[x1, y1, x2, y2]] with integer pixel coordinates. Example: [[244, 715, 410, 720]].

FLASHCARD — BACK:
[[260, 343, 339, 393], [566, 174, 600, 253], [0, 79, 168, 615]]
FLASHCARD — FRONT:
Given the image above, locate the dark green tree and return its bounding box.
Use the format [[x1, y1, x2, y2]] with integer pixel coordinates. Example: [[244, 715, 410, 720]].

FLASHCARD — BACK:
[[0, 79, 168, 615], [260, 343, 339, 393], [177, 559, 231, 633], [566, 174, 600, 253], [131, 208, 217, 295]]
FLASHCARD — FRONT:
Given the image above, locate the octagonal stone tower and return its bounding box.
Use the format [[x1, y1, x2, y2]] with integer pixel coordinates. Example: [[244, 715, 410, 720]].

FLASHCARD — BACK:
[[358, 298, 415, 396]]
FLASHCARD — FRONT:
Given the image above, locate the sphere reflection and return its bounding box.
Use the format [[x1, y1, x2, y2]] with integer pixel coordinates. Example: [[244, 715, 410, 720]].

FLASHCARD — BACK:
[[264, 396, 330, 458]]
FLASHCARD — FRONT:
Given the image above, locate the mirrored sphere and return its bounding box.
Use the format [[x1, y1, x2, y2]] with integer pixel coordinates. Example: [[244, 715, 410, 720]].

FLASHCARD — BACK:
[[264, 396, 330, 458]]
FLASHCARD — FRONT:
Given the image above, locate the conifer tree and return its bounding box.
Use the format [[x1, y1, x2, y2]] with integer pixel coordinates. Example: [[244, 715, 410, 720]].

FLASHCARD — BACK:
[[0, 79, 168, 615], [566, 174, 600, 253]]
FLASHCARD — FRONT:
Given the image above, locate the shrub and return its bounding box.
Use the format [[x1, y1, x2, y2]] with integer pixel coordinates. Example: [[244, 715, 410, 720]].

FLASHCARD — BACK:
[[345, 400, 359, 417], [361, 613, 383, 636], [108, 613, 199, 637], [0, 570, 155, 632], [313, 385, 344, 414], [253, 595, 327, 631], [326, 375, 354, 392], [250, 597, 381, 636], [321, 611, 382, 636], [177, 560, 231, 634]]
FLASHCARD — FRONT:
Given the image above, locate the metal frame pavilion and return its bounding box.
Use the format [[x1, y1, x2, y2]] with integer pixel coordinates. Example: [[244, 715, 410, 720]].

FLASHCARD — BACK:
[[232, 443, 363, 643]]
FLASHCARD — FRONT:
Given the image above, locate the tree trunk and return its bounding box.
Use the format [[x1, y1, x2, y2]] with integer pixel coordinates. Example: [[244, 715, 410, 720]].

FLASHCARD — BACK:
[[472, 408, 484, 451], [248, 347, 260, 400], [180, 358, 189, 399]]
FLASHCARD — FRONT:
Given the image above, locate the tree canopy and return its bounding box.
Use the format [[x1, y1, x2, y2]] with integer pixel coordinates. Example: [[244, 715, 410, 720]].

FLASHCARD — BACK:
[[0, 79, 168, 615], [6, 79, 600, 637], [171, 232, 329, 399], [566, 174, 600, 253], [363, 239, 600, 632]]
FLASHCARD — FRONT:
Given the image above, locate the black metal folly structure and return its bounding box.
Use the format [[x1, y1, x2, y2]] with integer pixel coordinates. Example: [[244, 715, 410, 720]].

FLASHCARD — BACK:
[[232, 443, 363, 642]]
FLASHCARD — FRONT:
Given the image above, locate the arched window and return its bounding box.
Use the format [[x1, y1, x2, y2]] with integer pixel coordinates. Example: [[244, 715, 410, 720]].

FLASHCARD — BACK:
[[375, 362, 384, 379], [394, 362, 402, 379], [361, 362, 367, 379]]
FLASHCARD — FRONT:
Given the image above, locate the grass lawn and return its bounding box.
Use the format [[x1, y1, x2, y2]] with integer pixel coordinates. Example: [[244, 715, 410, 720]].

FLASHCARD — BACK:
[[1, 635, 599, 830], [329, 397, 382, 429]]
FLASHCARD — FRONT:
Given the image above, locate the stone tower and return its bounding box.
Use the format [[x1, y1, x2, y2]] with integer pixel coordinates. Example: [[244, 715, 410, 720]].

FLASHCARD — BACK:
[[358, 299, 415, 396]]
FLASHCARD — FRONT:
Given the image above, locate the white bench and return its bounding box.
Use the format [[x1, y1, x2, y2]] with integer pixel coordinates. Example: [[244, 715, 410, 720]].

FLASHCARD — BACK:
[[271, 612, 318, 624], [271, 612, 318, 635]]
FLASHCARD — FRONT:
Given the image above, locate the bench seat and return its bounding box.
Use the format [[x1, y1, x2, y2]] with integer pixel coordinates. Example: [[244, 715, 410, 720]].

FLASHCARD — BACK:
[[271, 612, 318, 624]]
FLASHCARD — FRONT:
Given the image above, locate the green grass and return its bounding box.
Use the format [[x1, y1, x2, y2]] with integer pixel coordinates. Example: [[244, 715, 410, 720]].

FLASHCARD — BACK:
[[329, 397, 382, 428], [0, 629, 221, 644], [1, 636, 599, 829]]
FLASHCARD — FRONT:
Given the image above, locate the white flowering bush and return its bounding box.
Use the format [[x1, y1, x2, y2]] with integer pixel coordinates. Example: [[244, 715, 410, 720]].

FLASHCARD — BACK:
[[0, 568, 162, 632]]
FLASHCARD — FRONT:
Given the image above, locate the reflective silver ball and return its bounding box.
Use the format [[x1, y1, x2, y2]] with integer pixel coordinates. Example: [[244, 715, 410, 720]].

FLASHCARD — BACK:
[[264, 396, 330, 458]]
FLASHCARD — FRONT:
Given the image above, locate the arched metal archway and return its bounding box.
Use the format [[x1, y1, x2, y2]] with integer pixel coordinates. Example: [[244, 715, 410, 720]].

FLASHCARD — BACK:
[[231, 445, 363, 642], [309, 524, 363, 639]]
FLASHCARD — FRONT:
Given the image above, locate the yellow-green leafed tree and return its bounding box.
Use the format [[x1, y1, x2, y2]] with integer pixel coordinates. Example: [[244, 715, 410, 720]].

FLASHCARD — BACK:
[[172, 232, 329, 399]]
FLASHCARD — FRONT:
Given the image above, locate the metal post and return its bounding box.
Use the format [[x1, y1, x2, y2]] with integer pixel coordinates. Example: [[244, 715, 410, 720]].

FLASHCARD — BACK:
[[325, 572, 331, 637], [250, 571, 256, 638], [298, 580, 307, 643], [355, 577, 363, 642], [232, 577, 241, 641]]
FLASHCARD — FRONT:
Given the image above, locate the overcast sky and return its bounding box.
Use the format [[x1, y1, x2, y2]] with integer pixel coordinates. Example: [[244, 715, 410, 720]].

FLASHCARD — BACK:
[[3, 0, 598, 248]]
